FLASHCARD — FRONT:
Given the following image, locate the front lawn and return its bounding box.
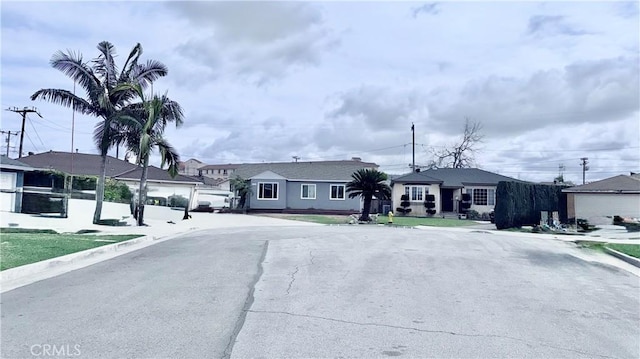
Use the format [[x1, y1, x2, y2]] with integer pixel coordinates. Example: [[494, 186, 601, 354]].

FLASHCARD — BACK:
[[274, 215, 349, 225], [378, 215, 478, 227], [0, 231, 141, 270], [606, 243, 640, 258]]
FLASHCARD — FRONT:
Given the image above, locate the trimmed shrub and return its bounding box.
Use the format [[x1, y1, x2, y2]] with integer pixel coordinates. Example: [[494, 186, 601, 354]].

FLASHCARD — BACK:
[[104, 179, 133, 204]]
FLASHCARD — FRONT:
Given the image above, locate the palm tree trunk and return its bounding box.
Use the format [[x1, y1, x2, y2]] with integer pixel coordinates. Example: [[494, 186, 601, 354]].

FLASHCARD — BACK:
[[360, 195, 372, 222], [92, 155, 108, 224], [137, 156, 149, 226]]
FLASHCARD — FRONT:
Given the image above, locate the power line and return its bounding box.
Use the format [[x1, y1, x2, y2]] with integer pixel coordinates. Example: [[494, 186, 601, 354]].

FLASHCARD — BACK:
[[28, 117, 46, 148], [1, 130, 19, 157]]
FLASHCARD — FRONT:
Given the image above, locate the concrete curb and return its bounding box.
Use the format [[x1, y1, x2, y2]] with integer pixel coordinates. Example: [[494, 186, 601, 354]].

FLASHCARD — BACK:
[[0, 229, 199, 293], [604, 247, 640, 268]]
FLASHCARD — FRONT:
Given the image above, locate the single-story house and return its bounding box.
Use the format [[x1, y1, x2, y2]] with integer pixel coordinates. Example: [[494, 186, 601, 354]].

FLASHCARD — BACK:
[[562, 174, 640, 225], [391, 168, 524, 216], [19, 151, 203, 208], [230, 159, 378, 213], [0, 156, 35, 212]]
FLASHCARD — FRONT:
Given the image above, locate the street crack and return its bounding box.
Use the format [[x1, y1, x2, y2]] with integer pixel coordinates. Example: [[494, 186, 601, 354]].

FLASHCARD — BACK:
[[285, 266, 299, 295], [245, 309, 619, 359]]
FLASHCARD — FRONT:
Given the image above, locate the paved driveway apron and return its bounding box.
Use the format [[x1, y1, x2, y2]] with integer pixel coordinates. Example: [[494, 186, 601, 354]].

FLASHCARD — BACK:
[[230, 226, 640, 358], [2, 225, 639, 358]]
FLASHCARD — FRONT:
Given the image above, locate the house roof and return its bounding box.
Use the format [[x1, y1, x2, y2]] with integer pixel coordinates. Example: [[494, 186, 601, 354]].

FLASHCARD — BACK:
[[231, 160, 379, 182], [393, 168, 523, 188], [115, 166, 202, 184], [19, 151, 138, 177], [18, 151, 201, 184], [0, 156, 36, 171], [390, 171, 443, 185], [562, 175, 640, 194]]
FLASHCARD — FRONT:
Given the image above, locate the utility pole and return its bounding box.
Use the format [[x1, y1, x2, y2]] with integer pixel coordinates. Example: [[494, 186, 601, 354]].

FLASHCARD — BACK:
[[411, 123, 415, 172], [580, 157, 589, 184], [6, 107, 42, 158], [1, 130, 19, 157], [292, 156, 300, 162]]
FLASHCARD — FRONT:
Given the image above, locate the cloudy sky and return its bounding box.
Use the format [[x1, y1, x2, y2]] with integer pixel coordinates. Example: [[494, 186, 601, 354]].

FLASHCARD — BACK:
[[1, 1, 638, 183]]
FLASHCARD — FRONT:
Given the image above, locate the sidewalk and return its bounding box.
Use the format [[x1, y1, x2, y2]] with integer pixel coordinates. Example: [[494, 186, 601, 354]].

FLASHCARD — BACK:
[[1, 199, 319, 238]]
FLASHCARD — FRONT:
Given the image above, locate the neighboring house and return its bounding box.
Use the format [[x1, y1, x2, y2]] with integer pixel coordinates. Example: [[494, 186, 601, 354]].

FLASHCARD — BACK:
[[562, 174, 640, 225], [391, 168, 523, 216], [198, 164, 239, 180], [229, 158, 378, 213], [178, 158, 204, 176], [19, 151, 203, 208], [113, 166, 203, 209], [0, 156, 35, 212]]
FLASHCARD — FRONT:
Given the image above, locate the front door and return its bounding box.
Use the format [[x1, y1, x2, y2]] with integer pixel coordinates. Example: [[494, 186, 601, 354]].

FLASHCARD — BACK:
[[441, 188, 454, 212]]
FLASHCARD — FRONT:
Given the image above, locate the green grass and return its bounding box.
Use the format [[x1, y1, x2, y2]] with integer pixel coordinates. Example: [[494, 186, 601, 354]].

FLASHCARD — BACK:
[[606, 243, 640, 258], [378, 215, 477, 227], [0, 232, 141, 270]]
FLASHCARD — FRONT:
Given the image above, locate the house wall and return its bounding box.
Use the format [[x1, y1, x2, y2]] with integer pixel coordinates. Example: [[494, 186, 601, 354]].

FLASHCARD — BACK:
[[249, 179, 287, 209], [392, 183, 441, 216], [573, 193, 640, 225], [178, 159, 202, 176], [462, 185, 497, 214], [285, 181, 360, 211]]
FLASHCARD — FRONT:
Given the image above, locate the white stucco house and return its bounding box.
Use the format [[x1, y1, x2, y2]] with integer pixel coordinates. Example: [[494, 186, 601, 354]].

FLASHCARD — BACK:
[[391, 168, 524, 216], [562, 174, 640, 225]]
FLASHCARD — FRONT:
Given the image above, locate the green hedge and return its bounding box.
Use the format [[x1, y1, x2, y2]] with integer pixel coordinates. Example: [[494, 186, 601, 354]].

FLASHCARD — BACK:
[[494, 182, 568, 229]]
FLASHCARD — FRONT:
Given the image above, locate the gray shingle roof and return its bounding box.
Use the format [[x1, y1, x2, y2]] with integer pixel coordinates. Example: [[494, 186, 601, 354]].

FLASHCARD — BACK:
[[563, 175, 640, 193], [19, 151, 138, 177], [389, 171, 443, 184], [115, 167, 202, 184], [393, 168, 524, 187], [18, 151, 201, 184], [0, 156, 35, 170], [232, 160, 378, 181]]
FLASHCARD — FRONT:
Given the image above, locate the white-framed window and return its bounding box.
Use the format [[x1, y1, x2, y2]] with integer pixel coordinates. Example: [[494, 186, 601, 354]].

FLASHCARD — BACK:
[[473, 188, 488, 205], [258, 182, 278, 200], [403, 185, 428, 202], [330, 184, 345, 200], [301, 184, 316, 199], [488, 189, 496, 206]]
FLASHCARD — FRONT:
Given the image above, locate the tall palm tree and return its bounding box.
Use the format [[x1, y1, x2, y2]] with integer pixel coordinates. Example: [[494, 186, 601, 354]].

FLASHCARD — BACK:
[[31, 41, 167, 224], [115, 83, 183, 226], [346, 168, 392, 222]]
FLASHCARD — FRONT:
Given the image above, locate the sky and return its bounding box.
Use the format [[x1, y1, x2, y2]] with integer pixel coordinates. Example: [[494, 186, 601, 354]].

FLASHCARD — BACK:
[[1, 0, 639, 184]]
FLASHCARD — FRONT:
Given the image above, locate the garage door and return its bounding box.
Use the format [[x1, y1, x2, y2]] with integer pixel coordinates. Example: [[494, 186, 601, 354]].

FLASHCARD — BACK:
[[0, 172, 16, 212]]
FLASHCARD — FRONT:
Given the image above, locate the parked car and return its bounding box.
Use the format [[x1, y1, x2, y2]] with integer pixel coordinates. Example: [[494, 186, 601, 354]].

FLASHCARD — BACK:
[[191, 201, 214, 213]]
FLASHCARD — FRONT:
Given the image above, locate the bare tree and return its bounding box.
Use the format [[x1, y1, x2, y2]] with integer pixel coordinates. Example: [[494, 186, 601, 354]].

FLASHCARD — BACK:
[[430, 119, 484, 168]]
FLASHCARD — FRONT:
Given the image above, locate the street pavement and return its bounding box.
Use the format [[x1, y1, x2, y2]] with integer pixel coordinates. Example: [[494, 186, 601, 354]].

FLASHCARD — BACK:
[[2, 225, 639, 358]]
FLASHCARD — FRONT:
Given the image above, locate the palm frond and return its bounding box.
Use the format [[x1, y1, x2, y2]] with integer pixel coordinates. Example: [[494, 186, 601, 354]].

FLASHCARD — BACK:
[[50, 50, 101, 98], [31, 89, 97, 115], [156, 137, 180, 178], [119, 43, 142, 82], [130, 60, 168, 88], [94, 41, 119, 90]]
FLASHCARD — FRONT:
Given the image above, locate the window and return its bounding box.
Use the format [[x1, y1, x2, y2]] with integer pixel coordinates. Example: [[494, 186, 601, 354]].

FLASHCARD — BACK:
[[473, 189, 488, 205], [223, 169, 228, 175], [330, 184, 345, 200], [488, 189, 496, 206], [404, 186, 427, 202], [301, 184, 316, 199], [258, 183, 278, 200]]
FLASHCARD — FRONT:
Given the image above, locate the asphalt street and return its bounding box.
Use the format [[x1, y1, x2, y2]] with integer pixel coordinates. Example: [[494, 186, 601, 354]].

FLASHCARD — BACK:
[[2, 225, 639, 359]]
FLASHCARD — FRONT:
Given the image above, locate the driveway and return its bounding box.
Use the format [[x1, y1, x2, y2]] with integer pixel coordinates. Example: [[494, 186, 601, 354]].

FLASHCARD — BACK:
[[2, 226, 638, 358]]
